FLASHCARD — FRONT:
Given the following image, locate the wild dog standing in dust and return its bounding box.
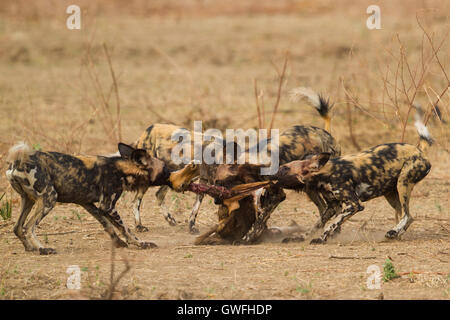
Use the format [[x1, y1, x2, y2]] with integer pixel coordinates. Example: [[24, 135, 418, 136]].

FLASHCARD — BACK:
[[130, 124, 235, 233], [5, 142, 196, 254], [276, 109, 433, 244]]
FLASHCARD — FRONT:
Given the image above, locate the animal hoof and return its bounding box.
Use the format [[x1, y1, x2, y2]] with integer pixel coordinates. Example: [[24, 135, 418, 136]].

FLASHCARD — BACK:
[[385, 230, 398, 239], [135, 225, 149, 233], [282, 236, 305, 243], [189, 226, 199, 234], [139, 241, 158, 249], [310, 238, 324, 245], [39, 247, 57, 255]]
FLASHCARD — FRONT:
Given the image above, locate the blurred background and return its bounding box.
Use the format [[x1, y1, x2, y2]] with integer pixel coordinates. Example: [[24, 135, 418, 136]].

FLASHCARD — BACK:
[[0, 0, 448, 171]]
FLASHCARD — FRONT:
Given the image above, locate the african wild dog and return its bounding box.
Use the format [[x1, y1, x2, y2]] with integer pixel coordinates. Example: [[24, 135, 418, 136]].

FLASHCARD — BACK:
[[5, 142, 197, 254], [210, 88, 341, 243], [276, 109, 433, 244], [131, 123, 235, 234]]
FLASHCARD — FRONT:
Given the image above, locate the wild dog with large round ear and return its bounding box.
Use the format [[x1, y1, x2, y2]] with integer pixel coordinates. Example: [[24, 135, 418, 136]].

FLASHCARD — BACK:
[[4, 142, 192, 254], [277, 110, 433, 244]]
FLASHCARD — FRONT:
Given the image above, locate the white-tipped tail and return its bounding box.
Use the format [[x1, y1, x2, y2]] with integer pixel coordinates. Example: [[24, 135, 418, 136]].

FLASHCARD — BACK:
[[289, 87, 321, 111], [289, 86, 332, 132], [414, 106, 433, 151], [6, 142, 34, 165]]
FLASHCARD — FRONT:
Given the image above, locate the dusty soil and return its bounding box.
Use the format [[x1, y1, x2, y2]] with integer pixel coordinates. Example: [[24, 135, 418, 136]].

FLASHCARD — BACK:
[[0, 0, 448, 299]]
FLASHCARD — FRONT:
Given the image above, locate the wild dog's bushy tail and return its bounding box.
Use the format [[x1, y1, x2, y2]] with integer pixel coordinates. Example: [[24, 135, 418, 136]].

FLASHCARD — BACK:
[[6, 142, 34, 166], [289, 87, 333, 132], [414, 104, 433, 152]]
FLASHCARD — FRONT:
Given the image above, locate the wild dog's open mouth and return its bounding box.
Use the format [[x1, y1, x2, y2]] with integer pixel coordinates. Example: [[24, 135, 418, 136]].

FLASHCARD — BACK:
[[186, 180, 275, 201]]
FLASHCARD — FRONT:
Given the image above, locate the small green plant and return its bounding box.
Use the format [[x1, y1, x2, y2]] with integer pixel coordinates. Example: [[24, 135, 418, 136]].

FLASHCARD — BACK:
[[0, 193, 12, 221], [32, 143, 42, 151], [184, 253, 193, 259], [296, 284, 312, 295], [383, 259, 399, 282]]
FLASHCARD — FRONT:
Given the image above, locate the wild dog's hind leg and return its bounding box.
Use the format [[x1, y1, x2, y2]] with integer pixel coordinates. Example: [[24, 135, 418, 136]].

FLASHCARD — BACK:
[[385, 159, 425, 239], [384, 189, 402, 224], [133, 186, 149, 232], [13, 194, 36, 251], [156, 185, 177, 226], [81, 204, 128, 248], [311, 192, 363, 244], [23, 186, 57, 255]]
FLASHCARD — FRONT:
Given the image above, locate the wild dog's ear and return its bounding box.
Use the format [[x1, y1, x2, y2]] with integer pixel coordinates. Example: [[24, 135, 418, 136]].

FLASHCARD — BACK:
[[131, 149, 150, 166], [317, 152, 331, 168], [308, 152, 331, 171], [118, 143, 135, 159]]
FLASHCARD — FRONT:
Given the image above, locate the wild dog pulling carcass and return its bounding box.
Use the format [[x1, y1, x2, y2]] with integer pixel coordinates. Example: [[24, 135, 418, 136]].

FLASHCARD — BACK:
[[129, 87, 340, 235], [205, 87, 342, 244], [130, 124, 236, 233], [5, 142, 198, 254], [275, 108, 434, 244]]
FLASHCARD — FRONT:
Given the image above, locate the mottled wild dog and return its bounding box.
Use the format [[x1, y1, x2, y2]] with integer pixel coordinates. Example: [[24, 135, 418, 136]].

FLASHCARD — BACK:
[[211, 88, 341, 243], [276, 109, 433, 243], [5, 142, 197, 254], [131, 123, 234, 233]]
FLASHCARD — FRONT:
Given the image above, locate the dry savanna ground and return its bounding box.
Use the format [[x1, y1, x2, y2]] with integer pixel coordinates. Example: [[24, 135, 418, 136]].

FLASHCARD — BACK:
[[0, 0, 449, 300]]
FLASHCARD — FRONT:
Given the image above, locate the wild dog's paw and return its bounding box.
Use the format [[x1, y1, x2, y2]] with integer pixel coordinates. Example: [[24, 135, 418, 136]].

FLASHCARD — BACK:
[[135, 225, 149, 233], [282, 236, 305, 243], [310, 238, 324, 245], [385, 230, 398, 239], [232, 240, 242, 246], [165, 215, 177, 226], [139, 241, 158, 249], [189, 225, 199, 235], [39, 247, 57, 255]]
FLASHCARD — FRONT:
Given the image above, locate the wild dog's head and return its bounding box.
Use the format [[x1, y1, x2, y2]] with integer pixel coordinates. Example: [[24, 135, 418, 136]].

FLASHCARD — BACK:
[[276, 153, 331, 184], [116, 143, 167, 187]]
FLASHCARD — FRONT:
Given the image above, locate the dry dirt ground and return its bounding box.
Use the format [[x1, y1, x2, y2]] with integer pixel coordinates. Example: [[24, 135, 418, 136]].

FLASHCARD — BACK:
[[0, 0, 449, 299]]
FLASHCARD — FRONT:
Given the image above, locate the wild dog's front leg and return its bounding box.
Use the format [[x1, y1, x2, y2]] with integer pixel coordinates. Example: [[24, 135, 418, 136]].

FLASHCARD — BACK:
[[156, 185, 177, 226], [310, 195, 363, 244], [101, 196, 157, 249], [188, 193, 204, 234], [242, 187, 286, 244], [81, 204, 128, 248], [104, 209, 157, 248], [133, 186, 149, 232], [305, 190, 339, 236]]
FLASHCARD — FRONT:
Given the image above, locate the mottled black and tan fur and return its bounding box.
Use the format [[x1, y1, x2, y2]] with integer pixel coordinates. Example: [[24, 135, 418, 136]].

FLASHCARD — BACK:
[[5, 142, 193, 254], [210, 87, 342, 243], [131, 124, 232, 234], [277, 111, 433, 243]]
